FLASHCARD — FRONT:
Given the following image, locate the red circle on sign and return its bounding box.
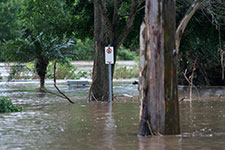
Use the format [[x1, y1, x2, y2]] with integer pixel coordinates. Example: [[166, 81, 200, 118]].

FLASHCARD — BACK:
[[107, 48, 112, 54]]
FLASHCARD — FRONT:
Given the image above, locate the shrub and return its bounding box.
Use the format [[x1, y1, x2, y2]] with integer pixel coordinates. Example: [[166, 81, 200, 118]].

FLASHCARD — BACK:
[[71, 38, 138, 61], [72, 38, 94, 60], [0, 97, 22, 113], [114, 66, 139, 79], [8, 63, 35, 81], [46, 62, 88, 79], [117, 46, 138, 60], [7, 61, 88, 80]]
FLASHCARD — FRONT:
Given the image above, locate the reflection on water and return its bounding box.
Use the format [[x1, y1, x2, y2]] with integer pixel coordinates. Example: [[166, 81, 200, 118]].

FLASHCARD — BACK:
[[1, 82, 225, 149], [138, 136, 181, 150]]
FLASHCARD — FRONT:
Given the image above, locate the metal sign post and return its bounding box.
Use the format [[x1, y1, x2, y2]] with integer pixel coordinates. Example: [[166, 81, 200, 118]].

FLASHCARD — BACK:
[[105, 46, 114, 103], [108, 64, 112, 102]]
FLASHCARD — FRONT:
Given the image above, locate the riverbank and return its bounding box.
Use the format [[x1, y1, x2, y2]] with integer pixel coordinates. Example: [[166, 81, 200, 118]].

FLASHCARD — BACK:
[[0, 61, 138, 81]]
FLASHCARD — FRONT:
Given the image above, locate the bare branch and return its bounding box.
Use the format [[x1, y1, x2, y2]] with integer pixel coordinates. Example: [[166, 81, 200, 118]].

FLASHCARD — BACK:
[[137, 5, 145, 12], [53, 61, 74, 104], [219, 25, 224, 80], [176, 0, 203, 53], [137, 0, 145, 9], [115, 0, 137, 46], [183, 57, 198, 101]]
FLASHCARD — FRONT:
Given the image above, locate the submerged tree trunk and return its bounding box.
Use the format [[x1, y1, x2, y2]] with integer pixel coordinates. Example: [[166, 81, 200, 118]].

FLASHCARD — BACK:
[[138, 0, 180, 136], [90, 0, 110, 101], [35, 58, 48, 89], [90, 0, 138, 101]]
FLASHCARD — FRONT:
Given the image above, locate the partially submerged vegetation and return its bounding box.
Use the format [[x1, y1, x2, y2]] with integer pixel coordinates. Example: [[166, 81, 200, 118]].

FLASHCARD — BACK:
[[1, 60, 139, 81], [0, 97, 22, 113], [114, 66, 139, 79], [5, 62, 88, 81]]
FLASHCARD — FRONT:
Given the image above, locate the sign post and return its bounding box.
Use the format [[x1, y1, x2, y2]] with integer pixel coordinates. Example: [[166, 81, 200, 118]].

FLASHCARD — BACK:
[[105, 46, 114, 103]]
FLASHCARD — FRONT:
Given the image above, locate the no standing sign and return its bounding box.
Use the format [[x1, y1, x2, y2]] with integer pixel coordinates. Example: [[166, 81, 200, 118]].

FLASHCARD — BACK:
[[105, 46, 114, 64]]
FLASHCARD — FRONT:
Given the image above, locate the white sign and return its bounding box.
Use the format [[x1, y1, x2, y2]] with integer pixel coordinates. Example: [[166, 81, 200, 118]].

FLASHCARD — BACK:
[[105, 46, 114, 64]]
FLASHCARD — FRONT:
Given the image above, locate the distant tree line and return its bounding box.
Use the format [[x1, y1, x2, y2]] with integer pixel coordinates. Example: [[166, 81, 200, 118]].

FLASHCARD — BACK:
[[0, 0, 224, 87]]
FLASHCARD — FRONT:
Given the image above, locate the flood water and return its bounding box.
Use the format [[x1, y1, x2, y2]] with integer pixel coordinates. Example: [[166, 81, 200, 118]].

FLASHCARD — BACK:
[[1, 82, 225, 150]]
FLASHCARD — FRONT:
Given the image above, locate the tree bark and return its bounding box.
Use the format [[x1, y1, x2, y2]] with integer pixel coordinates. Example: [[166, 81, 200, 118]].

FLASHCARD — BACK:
[[138, 0, 180, 136], [90, 0, 108, 101], [138, 21, 147, 121], [35, 58, 48, 89], [90, 0, 138, 101], [163, 0, 180, 135]]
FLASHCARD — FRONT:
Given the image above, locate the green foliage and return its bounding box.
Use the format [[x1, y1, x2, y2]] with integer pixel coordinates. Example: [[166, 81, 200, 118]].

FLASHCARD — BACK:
[[0, 97, 22, 113], [71, 39, 138, 61], [178, 13, 225, 85], [7, 62, 88, 80], [20, 0, 73, 38], [46, 62, 88, 79], [114, 66, 139, 79], [2, 0, 75, 63], [117, 46, 138, 60], [0, 0, 22, 41], [65, 0, 94, 39], [3, 33, 74, 63], [72, 38, 94, 60]]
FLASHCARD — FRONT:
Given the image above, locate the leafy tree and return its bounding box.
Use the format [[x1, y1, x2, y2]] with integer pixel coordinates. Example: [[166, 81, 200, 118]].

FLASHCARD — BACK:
[[3, 33, 74, 89], [177, 0, 225, 85], [179, 12, 225, 85], [2, 0, 77, 89], [0, 0, 22, 41], [0, 0, 22, 61], [89, 0, 145, 101], [19, 0, 73, 39], [64, 0, 94, 39]]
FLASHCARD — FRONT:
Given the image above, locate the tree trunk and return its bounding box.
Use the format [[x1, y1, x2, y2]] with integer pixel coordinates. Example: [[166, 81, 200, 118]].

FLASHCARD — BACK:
[[90, 0, 110, 101], [138, 0, 180, 136], [90, 0, 137, 101], [35, 58, 48, 89], [163, 1, 180, 135], [138, 21, 147, 121]]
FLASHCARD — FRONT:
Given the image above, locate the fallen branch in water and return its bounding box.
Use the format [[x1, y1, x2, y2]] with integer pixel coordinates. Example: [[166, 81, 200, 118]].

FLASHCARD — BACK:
[[53, 61, 74, 104], [44, 89, 65, 99]]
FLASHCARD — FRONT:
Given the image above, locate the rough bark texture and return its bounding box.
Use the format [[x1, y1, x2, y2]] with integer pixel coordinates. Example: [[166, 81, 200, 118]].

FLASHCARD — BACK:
[[35, 58, 48, 89], [163, 0, 180, 135], [138, 0, 180, 136], [90, 0, 138, 101], [138, 21, 147, 121], [91, 0, 110, 101]]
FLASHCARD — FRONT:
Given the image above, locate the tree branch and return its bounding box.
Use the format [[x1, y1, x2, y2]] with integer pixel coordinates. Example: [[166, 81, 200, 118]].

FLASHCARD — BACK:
[[97, 0, 114, 43], [54, 61, 74, 104], [176, 0, 203, 53], [112, 0, 119, 27], [137, 0, 145, 9], [183, 57, 198, 101], [115, 0, 137, 46]]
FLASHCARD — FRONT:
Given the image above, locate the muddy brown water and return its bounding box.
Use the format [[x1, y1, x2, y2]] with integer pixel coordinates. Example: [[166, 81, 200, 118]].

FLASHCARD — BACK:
[[1, 82, 225, 150]]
